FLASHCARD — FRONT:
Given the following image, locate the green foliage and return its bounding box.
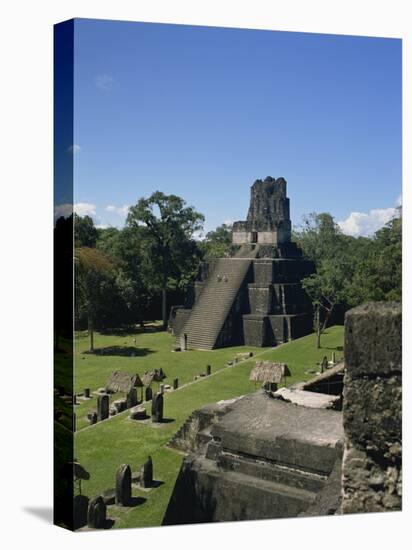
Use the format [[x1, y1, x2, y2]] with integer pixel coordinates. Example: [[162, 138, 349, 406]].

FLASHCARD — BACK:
[[74, 214, 98, 247], [96, 226, 154, 323], [295, 211, 401, 347], [344, 216, 402, 304], [200, 223, 233, 258], [126, 191, 205, 327], [75, 247, 117, 350]]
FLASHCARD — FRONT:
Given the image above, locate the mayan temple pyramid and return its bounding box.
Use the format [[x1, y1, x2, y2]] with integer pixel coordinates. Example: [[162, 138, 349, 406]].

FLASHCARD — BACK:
[[172, 177, 314, 350]]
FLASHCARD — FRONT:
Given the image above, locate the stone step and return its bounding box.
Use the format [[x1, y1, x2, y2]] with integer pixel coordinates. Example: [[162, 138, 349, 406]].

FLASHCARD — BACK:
[[193, 461, 318, 519], [179, 258, 253, 349], [217, 452, 326, 493], [223, 469, 317, 507]]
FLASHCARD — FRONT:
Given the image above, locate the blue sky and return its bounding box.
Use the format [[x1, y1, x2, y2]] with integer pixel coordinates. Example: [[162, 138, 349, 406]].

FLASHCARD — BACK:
[[67, 19, 402, 237]]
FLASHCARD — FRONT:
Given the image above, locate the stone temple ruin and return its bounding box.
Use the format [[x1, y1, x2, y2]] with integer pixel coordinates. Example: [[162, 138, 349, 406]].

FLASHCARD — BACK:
[[164, 302, 402, 523], [172, 177, 314, 350]]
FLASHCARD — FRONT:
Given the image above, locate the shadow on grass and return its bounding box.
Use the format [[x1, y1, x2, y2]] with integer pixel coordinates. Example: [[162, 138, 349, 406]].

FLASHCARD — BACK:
[[83, 346, 155, 357], [129, 496, 147, 507], [100, 323, 166, 336], [320, 345, 343, 351]]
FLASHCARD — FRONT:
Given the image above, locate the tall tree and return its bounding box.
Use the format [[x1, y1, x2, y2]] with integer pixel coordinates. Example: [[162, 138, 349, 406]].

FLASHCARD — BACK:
[[345, 215, 402, 305], [74, 214, 98, 248], [302, 258, 348, 348], [126, 192, 204, 328], [75, 247, 115, 351], [97, 226, 153, 324], [296, 211, 402, 348], [200, 223, 233, 258]]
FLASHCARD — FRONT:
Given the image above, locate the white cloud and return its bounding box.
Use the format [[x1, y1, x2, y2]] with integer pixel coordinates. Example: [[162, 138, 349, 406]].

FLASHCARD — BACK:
[[95, 223, 110, 229], [68, 144, 81, 154], [96, 74, 114, 90], [396, 194, 402, 207], [74, 202, 96, 217], [223, 219, 234, 226], [106, 204, 130, 217], [338, 207, 399, 237]]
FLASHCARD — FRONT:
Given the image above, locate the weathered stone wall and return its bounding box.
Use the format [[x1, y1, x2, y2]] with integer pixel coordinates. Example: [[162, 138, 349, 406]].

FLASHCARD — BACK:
[[253, 259, 314, 285], [243, 315, 269, 346], [232, 230, 252, 245], [171, 308, 192, 336], [248, 285, 273, 314], [341, 302, 402, 513], [168, 407, 216, 453], [163, 392, 344, 525]]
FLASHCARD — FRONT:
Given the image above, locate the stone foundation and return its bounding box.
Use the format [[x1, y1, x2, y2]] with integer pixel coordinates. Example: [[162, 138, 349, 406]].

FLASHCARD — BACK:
[[163, 391, 343, 525], [341, 302, 402, 514]]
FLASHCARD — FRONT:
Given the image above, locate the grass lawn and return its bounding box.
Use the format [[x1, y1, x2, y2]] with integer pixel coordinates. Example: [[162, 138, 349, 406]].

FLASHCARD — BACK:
[[74, 324, 344, 529]]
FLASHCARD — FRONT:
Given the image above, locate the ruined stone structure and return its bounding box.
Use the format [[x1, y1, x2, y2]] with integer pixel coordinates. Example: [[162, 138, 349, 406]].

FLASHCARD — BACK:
[[163, 392, 344, 524], [342, 302, 402, 513], [172, 177, 313, 349], [232, 177, 291, 246], [164, 301, 402, 524]]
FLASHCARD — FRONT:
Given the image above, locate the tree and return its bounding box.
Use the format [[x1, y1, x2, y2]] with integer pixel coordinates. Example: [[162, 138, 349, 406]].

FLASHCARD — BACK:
[[75, 247, 115, 351], [296, 210, 402, 348], [74, 214, 98, 247], [294, 212, 345, 263], [345, 215, 402, 305], [126, 192, 204, 329], [97, 226, 153, 324], [200, 223, 233, 258], [302, 258, 348, 348]]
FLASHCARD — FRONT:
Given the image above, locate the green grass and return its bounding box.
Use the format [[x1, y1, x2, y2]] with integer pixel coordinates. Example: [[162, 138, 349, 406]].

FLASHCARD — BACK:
[[74, 325, 344, 529], [74, 323, 266, 392]]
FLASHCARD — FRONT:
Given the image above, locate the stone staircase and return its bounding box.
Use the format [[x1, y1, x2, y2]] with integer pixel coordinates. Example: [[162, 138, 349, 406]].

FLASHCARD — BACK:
[[179, 258, 253, 350]]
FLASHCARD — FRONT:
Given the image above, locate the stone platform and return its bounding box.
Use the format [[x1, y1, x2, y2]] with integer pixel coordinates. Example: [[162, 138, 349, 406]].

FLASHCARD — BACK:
[[163, 391, 343, 524]]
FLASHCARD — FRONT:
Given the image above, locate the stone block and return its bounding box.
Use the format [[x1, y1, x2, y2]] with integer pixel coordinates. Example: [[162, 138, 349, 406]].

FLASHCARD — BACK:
[[345, 302, 401, 378], [341, 441, 402, 514], [140, 456, 153, 488], [97, 394, 109, 421], [248, 285, 273, 314], [275, 387, 341, 409], [112, 398, 127, 413], [126, 387, 138, 408], [243, 315, 268, 347], [115, 464, 132, 506], [87, 411, 97, 425], [151, 392, 164, 423], [253, 261, 273, 285], [87, 496, 106, 529], [343, 374, 402, 455], [129, 405, 147, 420]]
